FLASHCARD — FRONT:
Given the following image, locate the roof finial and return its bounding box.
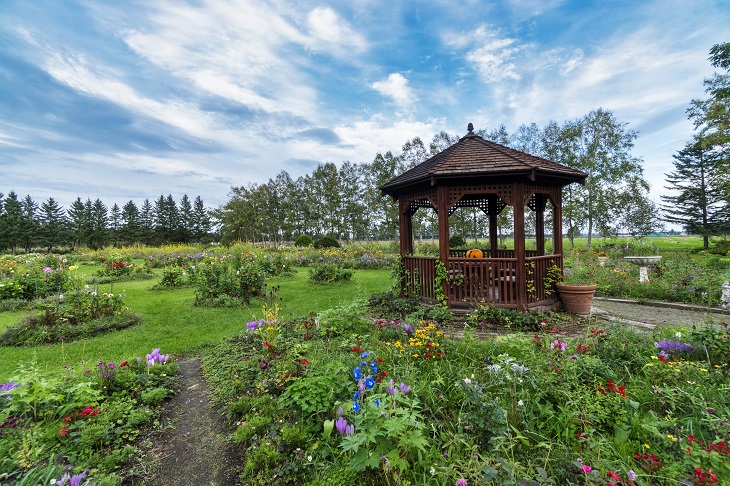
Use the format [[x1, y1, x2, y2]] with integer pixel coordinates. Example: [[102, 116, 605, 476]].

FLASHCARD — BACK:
[[467, 122, 474, 133]]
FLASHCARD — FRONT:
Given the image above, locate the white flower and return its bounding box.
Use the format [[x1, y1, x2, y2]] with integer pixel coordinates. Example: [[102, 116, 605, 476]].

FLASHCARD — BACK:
[[307, 455, 312, 462], [517, 400, 524, 406], [430, 467, 436, 476], [463, 378, 472, 384], [675, 332, 682, 338]]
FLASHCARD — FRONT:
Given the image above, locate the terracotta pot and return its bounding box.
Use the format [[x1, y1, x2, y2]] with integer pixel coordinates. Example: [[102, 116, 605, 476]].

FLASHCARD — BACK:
[[556, 283, 597, 315]]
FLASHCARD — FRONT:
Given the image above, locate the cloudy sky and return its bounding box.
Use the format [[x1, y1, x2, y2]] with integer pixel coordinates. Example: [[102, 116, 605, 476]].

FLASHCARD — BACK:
[[1, 0, 728, 211]]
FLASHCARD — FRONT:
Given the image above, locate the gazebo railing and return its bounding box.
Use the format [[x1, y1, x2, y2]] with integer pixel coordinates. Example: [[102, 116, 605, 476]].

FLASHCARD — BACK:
[[402, 253, 562, 309], [526, 254, 562, 304], [402, 256, 438, 302], [448, 257, 517, 306]]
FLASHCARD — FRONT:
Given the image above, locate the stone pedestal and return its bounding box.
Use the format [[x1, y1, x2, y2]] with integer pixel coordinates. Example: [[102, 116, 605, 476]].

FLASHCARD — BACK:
[[722, 281, 730, 310]]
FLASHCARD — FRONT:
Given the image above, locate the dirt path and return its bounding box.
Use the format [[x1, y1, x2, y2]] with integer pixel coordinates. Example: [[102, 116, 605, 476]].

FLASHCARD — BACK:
[[144, 357, 241, 485]]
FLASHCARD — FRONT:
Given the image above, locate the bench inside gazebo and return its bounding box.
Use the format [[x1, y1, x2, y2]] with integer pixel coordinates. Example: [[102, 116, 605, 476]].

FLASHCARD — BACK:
[[380, 124, 587, 312]]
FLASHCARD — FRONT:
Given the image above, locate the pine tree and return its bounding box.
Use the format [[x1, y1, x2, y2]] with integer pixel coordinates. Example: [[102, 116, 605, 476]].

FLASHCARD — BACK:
[[39, 197, 68, 252], [20, 195, 39, 253], [661, 138, 725, 247], [120, 200, 140, 245], [1, 191, 23, 254]]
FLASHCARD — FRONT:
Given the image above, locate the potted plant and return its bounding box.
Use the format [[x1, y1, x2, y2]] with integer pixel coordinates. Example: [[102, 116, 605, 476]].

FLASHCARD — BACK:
[[547, 264, 597, 315]]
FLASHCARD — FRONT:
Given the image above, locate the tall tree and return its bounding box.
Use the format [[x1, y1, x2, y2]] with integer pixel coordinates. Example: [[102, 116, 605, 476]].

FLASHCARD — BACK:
[[120, 200, 140, 245], [88, 199, 108, 249], [39, 197, 67, 252], [1, 191, 23, 254], [560, 109, 649, 246], [20, 195, 39, 253], [139, 199, 154, 244], [661, 139, 725, 247], [67, 198, 89, 250], [178, 195, 193, 243], [109, 203, 121, 247], [191, 196, 212, 242]]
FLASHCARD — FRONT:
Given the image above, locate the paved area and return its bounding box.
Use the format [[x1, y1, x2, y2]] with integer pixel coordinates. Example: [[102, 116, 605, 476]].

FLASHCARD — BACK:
[[592, 297, 730, 330]]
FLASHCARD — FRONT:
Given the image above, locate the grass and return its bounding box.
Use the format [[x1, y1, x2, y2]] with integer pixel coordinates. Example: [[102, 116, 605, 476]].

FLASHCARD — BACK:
[[0, 267, 392, 380]]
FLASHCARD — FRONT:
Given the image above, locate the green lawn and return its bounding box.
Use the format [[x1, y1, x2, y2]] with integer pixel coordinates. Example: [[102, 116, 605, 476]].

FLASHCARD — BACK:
[[0, 268, 392, 380]]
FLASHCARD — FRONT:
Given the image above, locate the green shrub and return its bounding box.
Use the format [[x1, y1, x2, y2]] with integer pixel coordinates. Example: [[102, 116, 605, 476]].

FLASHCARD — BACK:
[[449, 235, 466, 248], [307, 262, 353, 284], [294, 234, 313, 247], [313, 235, 340, 249]]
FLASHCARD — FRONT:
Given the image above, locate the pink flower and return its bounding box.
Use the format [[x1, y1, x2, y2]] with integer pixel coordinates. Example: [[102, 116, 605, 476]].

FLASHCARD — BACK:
[[581, 465, 592, 474]]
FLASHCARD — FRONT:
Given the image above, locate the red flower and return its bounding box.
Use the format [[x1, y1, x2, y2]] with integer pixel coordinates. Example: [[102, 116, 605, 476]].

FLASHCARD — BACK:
[[377, 358, 383, 363], [120, 361, 129, 368], [63, 415, 72, 424], [608, 470, 620, 481], [381, 371, 387, 377], [58, 427, 69, 436], [300, 359, 309, 366]]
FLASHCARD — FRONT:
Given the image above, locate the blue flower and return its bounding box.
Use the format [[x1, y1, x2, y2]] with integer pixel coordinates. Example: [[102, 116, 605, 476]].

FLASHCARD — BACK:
[[375, 398, 381, 408], [370, 362, 378, 374], [352, 401, 361, 413], [365, 377, 376, 389], [354, 391, 361, 401], [360, 351, 369, 359], [353, 367, 362, 380]]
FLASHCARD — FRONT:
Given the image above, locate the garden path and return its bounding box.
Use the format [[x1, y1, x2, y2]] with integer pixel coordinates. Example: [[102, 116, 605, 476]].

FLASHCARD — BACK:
[[592, 297, 730, 329], [143, 357, 242, 485]]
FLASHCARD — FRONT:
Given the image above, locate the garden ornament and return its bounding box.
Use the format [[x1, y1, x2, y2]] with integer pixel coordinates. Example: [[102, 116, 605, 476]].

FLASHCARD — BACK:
[[722, 281, 730, 310]]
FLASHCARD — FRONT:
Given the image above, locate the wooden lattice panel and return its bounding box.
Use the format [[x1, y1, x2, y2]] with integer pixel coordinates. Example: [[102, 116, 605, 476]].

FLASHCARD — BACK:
[[448, 183, 515, 208]]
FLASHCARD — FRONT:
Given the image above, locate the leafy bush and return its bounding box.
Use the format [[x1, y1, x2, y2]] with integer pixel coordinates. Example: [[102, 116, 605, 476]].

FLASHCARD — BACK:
[[313, 235, 340, 249], [449, 235, 466, 248], [307, 262, 353, 284], [294, 234, 313, 247], [193, 256, 266, 306]]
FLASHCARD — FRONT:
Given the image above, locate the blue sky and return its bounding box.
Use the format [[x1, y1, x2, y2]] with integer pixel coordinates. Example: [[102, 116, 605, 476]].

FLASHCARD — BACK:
[[1, 0, 729, 211]]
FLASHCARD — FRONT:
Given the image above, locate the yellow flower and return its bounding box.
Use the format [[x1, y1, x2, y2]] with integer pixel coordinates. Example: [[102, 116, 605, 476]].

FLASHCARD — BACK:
[[69, 265, 78, 271], [700, 368, 708, 372], [412, 354, 419, 358], [644, 444, 650, 449], [667, 434, 677, 442]]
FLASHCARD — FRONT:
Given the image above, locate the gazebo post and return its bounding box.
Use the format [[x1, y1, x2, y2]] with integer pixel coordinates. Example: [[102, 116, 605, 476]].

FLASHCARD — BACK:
[[535, 194, 546, 256], [552, 192, 563, 258], [399, 198, 413, 254], [513, 182, 527, 311], [488, 195, 499, 257], [437, 185, 450, 305]]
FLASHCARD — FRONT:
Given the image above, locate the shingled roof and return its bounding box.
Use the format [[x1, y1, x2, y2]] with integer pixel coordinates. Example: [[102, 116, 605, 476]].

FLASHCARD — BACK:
[[381, 125, 587, 197]]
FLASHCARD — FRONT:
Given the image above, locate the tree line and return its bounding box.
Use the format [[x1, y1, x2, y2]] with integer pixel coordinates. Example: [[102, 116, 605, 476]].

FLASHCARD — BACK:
[[215, 107, 661, 248], [0, 193, 215, 254]]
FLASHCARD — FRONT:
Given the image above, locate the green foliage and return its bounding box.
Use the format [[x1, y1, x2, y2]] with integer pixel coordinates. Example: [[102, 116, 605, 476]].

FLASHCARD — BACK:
[[0, 312, 140, 346], [278, 372, 350, 425], [307, 262, 353, 284], [193, 256, 266, 306], [448, 235, 466, 248], [294, 234, 313, 247], [313, 235, 341, 249]]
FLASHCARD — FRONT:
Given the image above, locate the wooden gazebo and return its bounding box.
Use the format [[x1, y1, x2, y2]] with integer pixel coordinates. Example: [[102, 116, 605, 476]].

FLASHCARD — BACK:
[[380, 123, 587, 312]]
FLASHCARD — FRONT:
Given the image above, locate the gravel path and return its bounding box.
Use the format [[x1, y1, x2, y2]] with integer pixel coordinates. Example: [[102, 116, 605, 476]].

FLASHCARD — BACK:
[[592, 297, 729, 329]]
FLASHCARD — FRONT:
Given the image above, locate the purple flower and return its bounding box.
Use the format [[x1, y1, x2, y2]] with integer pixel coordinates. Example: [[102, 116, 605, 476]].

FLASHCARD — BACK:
[[335, 416, 348, 435], [456, 479, 468, 486], [653, 340, 697, 353], [399, 382, 411, 394], [386, 380, 396, 396], [43, 267, 53, 275], [345, 424, 354, 435], [0, 382, 19, 392], [337, 406, 343, 416], [570, 355, 578, 360], [628, 470, 636, 480]]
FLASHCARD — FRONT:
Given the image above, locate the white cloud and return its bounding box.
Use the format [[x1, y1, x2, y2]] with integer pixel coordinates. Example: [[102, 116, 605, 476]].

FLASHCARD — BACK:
[[306, 6, 368, 57], [451, 26, 524, 83], [371, 73, 415, 108]]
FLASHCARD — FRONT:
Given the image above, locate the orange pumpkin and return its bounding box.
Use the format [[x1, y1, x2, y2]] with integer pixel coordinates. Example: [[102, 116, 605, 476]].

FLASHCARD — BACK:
[[465, 249, 483, 259]]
